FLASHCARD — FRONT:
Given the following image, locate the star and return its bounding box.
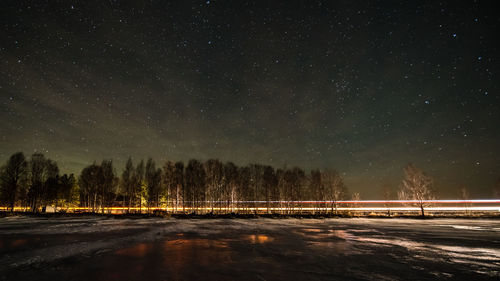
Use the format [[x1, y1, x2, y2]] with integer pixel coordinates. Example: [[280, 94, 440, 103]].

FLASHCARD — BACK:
[[0, 0, 498, 200]]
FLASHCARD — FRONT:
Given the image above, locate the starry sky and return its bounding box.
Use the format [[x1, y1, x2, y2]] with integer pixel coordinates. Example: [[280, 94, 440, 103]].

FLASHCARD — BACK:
[[1, 1, 499, 198]]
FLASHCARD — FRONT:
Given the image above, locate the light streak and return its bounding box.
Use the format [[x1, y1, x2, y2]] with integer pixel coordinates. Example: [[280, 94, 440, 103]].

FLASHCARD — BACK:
[[58, 206, 500, 211], [195, 199, 500, 204], [1, 199, 500, 213]]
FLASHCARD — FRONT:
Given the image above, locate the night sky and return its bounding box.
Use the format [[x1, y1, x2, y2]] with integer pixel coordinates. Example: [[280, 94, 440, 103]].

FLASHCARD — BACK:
[[1, 1, 499, 198]]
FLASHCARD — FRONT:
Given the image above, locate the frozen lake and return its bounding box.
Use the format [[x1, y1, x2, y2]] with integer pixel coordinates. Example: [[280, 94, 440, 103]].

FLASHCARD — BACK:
[[0, 216, 499, 280]]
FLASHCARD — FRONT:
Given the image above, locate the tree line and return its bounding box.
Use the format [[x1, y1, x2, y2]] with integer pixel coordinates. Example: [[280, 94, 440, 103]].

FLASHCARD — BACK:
[[0, 152, 351, 213], [0, 152, 76, 213], [3, 151, 492, 216]]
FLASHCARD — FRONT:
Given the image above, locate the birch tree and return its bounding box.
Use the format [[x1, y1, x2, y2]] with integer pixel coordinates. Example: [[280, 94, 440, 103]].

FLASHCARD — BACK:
[[398, 164, 435, 217]]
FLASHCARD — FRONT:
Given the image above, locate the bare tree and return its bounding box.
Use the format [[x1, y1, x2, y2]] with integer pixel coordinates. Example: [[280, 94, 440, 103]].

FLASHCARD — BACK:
[[79, 161, 117, 213], [398, 164, 435, 217], [223, 162, 239, 213], [459, 186, 470, 215], [79, 163, 103, 212], [204, 159, 224, 212], [290, 167, 305, 212], [121, 157, 135, 211], [309, 169, 323, 213], [27, 153, 59, 212], [163, 161, 175, 210], [145, 158, 162, 209], [276, 168, 288, 214], [101, 160, 118, 213], [249, 164, 264, 213], [321, 169, 347, 214], [238, 166, 251, 213], [173, 162, 184, 212], [185, 159, 205, 213], [0, 152, 27, 212], [381, 184, 393, 216], [262, 166, 277, 213], [58, 174, 77, 210], [351, 192, 361, 215], [134, 160, 145, 212]]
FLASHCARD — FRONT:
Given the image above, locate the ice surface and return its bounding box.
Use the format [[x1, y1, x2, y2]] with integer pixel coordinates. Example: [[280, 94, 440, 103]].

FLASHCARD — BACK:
[[0, 217, 499, 280]]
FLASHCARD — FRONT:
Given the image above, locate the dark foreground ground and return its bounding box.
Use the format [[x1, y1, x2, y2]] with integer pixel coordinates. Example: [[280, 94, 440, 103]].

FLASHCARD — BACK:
[[0, 216, 499, 280]]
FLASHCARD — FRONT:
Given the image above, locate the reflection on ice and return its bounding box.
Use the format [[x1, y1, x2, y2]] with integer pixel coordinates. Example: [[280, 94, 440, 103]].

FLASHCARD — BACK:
[[1, 217, 500, 280], [244, 234, 273, 244], [354, 236, 500, 259], [163, 238, 232, 269], [327, 229, 351, 239], [433, 245, 500, 260], [11, 239, 28, 247], [302, 228, 322, 232], [351, 235, 500, 274], [297, 228, 353, 240], [441, 225, 484, 231], [115, 243, 151, 257], [165, 238, 229, 249], [110, 237, 234, 280]]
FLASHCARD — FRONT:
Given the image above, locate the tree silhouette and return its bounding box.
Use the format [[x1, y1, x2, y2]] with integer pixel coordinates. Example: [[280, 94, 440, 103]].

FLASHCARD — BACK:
[[27, 153, 58, 212], [321, 169, 347, 214], [173, 161, 185, 212], [0, 152, 27, 212], [134, 160, 145, 212], [185, 159, 205, 213], [58, 174, 77, 210], [309, 169, 323, 213], [223, 162, 238, 213], [121, 157, 135, 210], [0, 152, 472, 218], [145, 158, 162, 208], [204, 159, 224, 212], [262, 166, 277, 213], [398, 164, 435, 217], [101, 160, 118, 212]]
